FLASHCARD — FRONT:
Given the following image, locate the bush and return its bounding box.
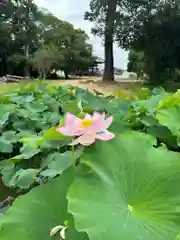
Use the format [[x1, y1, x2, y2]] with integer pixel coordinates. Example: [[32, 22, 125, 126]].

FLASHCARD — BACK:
[[1, 82, 180, 240]]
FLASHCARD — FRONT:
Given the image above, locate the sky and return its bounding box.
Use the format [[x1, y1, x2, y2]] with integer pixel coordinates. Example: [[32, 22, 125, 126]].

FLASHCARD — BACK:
[[34, 0, 128, 70]]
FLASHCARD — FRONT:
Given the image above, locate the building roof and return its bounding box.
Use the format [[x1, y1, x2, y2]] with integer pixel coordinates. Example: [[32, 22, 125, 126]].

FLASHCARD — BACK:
[[93, 56, 125, 72], [95, 57, 104, 63]]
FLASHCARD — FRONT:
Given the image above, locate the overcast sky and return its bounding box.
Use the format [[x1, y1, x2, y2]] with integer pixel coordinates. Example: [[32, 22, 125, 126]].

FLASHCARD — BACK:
[[34, 0, 128, 70]]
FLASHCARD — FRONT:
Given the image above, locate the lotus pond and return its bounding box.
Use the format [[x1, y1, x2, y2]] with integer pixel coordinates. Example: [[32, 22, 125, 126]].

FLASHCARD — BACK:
[[1, 81, 180, 240]]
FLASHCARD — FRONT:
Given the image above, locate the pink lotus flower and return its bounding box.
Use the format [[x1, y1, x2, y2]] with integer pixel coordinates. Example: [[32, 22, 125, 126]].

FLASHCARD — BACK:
[[57, 112, 115, 146]]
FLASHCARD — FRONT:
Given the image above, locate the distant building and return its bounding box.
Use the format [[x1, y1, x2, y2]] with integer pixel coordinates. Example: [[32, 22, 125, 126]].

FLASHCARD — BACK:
[[59, 55, 126, 77], [121, 71, 137, 79], [74, 56, 105, 77], [89, 56, 104, 76], [94, 57, 125, 76], [114, 68, 124, 75]]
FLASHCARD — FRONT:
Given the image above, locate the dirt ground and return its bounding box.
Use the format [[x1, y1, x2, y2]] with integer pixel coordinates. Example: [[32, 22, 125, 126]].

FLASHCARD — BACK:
[[0, 78, 142, 95], [52, 78, 142, 95]]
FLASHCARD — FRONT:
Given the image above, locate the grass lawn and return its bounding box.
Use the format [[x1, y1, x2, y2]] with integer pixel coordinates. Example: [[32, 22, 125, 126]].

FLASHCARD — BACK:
[[0, 83, 18, 93], [0, 78, 143, 95]]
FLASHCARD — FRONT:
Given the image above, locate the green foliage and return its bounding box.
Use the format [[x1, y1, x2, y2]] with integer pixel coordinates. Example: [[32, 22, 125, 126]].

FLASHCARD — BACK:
[[0, 1, 93, 77], [0, 168, 88, 240], [32, 45, 60, 80], [86, 0, 180, 84], [68, 132, 180, 240], [127, 50, 146, 79], [2, 82, 180, 239], [127, 1, 180, 84], [85, 0, 159, 81], [85, 0, 119, 81], [0, 82, 120, 188]]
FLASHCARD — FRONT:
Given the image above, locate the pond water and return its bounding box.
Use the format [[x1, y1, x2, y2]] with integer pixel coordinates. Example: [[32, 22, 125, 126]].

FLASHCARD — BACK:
[[0, 179, 17, 213]]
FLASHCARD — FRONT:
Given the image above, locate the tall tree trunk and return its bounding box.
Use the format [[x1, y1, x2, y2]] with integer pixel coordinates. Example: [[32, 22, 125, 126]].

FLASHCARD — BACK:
[[39, 70, 43, 80], [42, 71, 46, 80], [24, 44, 30, 78], [103, 0, 117, 82]]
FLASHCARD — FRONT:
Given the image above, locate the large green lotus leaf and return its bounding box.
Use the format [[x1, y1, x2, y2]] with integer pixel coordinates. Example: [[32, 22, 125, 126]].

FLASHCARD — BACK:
[[0, 168, 88, 240], [62, 100, 81, 115], [40, 148, 84, 178], [26, 100, 47, 113], [77, 89, 115, 112], [10, 144, 41, 163], [108, 114, 129, 133], [134, 94, 164, 114], [9, 168, 39, 189], [19, 128, 70, 150], [20, 135, 44, 147], [157, 92, 180, 109], [1, 131, 19, 143], [156, 105, 180, 136], [42, 127, 70, 142], [0, 106, 9, 128], [0, 161, 16, 187], [68, 132, 180, 240], [0, 131, 19, 153], [0, 161, 39, 189], [0, 139, 13, 153], [146, 125, 178, 149]]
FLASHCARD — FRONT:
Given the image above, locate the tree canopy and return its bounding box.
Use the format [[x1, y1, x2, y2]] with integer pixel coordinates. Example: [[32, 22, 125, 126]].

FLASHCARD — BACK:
[[86, 0, 180, 84], [0, 0, 94, 79], [127, 1, 180, 84], [85, 0, 159, 81]]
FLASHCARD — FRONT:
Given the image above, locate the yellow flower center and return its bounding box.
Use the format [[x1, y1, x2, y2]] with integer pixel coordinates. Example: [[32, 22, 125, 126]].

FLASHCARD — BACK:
[[80, 119, 94, 128]]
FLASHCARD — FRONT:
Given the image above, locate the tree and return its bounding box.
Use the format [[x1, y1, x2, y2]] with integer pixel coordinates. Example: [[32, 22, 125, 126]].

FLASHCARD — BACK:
[[127, 50, 146, 80], [103, 0, 117, 81], [59, 29, 93, 79], [85, 0, 158, 82], [10, 0, 40, 77], [0, 0, 15, 75], [85, 0, 118, 81], [115, 0, 159, 50], [0, 1, 94, 79], [0, 0, 40, 76], [32, 45, 61, 80], [40, 11, 93, 79], [127, 1, 180, 84]]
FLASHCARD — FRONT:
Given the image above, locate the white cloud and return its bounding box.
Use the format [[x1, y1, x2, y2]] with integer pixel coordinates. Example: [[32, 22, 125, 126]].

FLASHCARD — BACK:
[[34, 0, 128, 69]]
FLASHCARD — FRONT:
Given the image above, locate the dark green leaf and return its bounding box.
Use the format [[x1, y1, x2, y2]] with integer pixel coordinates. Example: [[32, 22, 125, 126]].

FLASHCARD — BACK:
[[9, 169, 39, 189], [0, 139, 13, 153], [10, 145, 41, 162], [0, 168, 88, 240], [1, 131, 19, 143], [42, 127, 70, 142], [156, 105, 180, 137], [0, 161, 16, 187], [40, 149, 83, 178], [68, 132, 180, 240], [0, 106, 9, 127]]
